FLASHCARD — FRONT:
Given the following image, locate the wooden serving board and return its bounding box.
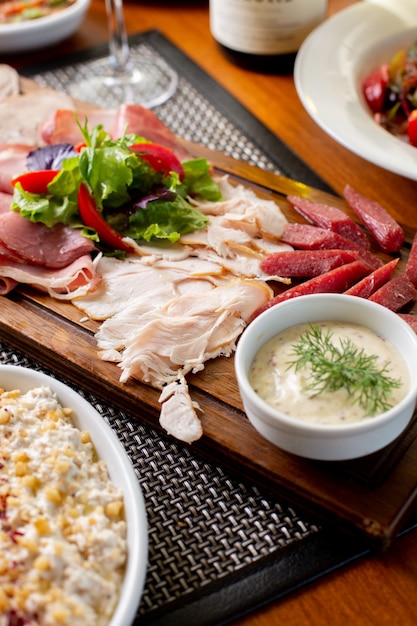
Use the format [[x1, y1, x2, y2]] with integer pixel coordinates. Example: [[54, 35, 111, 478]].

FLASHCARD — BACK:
[[2, 82, 417, 549]]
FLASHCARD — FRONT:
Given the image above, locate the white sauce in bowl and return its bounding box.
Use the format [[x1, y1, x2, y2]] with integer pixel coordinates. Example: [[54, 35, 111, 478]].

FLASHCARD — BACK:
[[249, 322, 409, 424]]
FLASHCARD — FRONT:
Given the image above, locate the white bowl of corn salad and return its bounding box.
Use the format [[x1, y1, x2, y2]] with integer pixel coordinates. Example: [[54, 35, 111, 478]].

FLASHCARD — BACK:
[[0, 364, 147, 626], [0, 0, 90, 54]]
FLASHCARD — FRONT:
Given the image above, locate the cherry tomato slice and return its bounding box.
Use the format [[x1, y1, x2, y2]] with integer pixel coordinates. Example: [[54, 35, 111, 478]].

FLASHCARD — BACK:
[[130, 143, 184, 180], [408, 110, 417, 147], [77, 183, 134, 253], [11, 169, 60, 194], [362, 63, 389, 114]]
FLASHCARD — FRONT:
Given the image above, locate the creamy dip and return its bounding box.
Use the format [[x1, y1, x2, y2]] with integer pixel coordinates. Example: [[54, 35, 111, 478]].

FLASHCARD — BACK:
[[0, 386, 127, 626], [249, 322, 409, 424]]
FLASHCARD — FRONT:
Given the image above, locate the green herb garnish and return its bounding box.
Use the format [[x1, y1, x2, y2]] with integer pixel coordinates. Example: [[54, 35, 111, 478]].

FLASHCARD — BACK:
[[287, 324, 402, 416]]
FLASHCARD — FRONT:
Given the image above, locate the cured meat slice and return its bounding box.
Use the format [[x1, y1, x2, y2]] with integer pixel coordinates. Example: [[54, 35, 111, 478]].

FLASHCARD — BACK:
[[368, 273, 417, 311], [398, 313, 417, 333], [344, 258, 399, 298], [0, 89, 75, 145], [287, 195, 370, 248], [39, 105, 192, 161], [0, 254, 100, 299], [250, 259, 372, 320], [260, 249, 359, 277], [0, 144, 32, 194], [343, 184, 405, 253], [406, 232, 417, 287], [280, 223, 382, 270], [0, 212, 96, 268], [0, 276, 17, 295]]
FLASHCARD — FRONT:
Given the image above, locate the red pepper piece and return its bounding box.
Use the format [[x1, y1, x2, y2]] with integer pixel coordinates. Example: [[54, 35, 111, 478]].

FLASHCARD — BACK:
[[77, 183, 134, 253], [11, 169, 60, 194], [130, 143, 184, 179]]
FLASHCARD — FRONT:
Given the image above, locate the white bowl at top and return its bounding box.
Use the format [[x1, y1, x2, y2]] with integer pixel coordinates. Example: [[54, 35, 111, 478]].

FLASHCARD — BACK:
[[235, 293, 417, 461], [0, 364, 147, 625], [0, 0, 90, 54]]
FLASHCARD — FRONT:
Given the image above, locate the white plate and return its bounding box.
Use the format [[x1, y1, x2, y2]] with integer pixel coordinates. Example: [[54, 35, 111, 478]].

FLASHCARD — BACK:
[[0, 364, 148, 626], [294, 0, 417, 180], [0, 0, 90, 54]]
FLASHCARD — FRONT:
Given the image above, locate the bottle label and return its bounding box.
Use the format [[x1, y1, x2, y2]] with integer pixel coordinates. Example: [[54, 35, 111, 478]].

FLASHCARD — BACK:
[[210, 0, 328, 55]]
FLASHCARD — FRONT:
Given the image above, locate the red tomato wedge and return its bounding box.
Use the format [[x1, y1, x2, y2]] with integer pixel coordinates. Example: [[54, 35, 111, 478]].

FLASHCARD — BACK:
[[130, 143, 184, 179], [408, 109, 417, 147], [362, 63, 389, 114], [11, 169, 60, 194], [77, 183, 134, 253]]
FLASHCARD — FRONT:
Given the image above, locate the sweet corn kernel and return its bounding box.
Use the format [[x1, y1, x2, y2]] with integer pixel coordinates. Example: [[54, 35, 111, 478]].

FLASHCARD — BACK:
[[80, 430, 91, 444], [105, 500, 123, 518], [0, 587, 9, 611], [45, 486, 63, 505], [21, 475, 39, 490], [34, 517, 51, 535], [15, 461, 28, 476], [34, 555, 51, 571], [0, 407, 10, 424]]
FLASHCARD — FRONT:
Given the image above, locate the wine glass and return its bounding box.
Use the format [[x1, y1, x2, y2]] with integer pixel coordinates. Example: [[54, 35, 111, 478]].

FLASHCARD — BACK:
[[67, 0, 178, 108]]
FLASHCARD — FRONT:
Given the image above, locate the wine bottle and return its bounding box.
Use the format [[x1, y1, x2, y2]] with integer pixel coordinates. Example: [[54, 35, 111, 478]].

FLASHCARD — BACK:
[[209, 0, 328, 73]]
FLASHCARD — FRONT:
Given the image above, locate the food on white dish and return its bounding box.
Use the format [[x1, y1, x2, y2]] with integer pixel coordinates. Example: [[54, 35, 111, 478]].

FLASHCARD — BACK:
[[0, 0, 76, 24], [0, 385, 127, 625], [1, 72, 417, 444], [362, 38, 417, 147], [235, 293, 417, 461], [249, 321, 408, 425]]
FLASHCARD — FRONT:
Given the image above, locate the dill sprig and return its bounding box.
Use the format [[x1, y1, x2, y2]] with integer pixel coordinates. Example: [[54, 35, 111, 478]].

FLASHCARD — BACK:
[[286, 324, 402, 416]]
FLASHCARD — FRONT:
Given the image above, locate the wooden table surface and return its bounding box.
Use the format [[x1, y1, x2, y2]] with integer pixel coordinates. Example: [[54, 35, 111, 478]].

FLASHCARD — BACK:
[[5, 1, 417, 624]]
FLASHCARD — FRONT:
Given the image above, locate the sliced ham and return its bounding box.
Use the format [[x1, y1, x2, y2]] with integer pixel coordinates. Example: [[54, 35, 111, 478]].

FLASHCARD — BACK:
[[0, 276, 17, 295], [260, 249, 359, 278], [0, 144, 32, 193], [0, 89, 75, 146], [39, 105, 192, 161], [368, 273, 417, 311], [0, 190, 13, 214], [0, 212, 96, 269], [251, 259, 372, 320], [287, 195, 370, 249], [0, 253, 101, 299], [345, 258, 399, 298], [343, 184, 405, 253]]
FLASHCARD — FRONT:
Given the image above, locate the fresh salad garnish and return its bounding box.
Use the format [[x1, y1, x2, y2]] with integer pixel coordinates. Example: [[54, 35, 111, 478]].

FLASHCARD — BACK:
[[11, 121, 222, 253], [362, 39, 417, 145]]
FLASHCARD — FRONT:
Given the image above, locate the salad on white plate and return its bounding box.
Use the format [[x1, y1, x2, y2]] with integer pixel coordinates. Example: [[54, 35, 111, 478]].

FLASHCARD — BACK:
[[294, 0, 417, 180]]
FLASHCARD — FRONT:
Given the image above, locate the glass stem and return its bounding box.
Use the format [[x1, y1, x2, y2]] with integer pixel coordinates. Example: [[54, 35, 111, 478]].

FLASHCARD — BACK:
[[105, 0, 130, 72]]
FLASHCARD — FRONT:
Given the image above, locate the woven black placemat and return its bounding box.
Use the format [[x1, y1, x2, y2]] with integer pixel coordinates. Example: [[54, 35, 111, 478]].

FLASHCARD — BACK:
[[10, 29, 411, 625]]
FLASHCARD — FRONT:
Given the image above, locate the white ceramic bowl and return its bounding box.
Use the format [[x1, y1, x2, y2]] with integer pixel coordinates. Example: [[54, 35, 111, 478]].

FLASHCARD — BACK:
[[294, 1, 417, 180], [235, 294, 417, 461], [0, 0, 90, 54], [0, 364, 147, 626]]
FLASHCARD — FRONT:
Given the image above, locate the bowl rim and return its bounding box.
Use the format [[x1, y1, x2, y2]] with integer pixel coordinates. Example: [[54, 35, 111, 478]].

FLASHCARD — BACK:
[[235, 293, 417, 435], [0, 0, 90, 33], [0, 363, 148, 626]]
